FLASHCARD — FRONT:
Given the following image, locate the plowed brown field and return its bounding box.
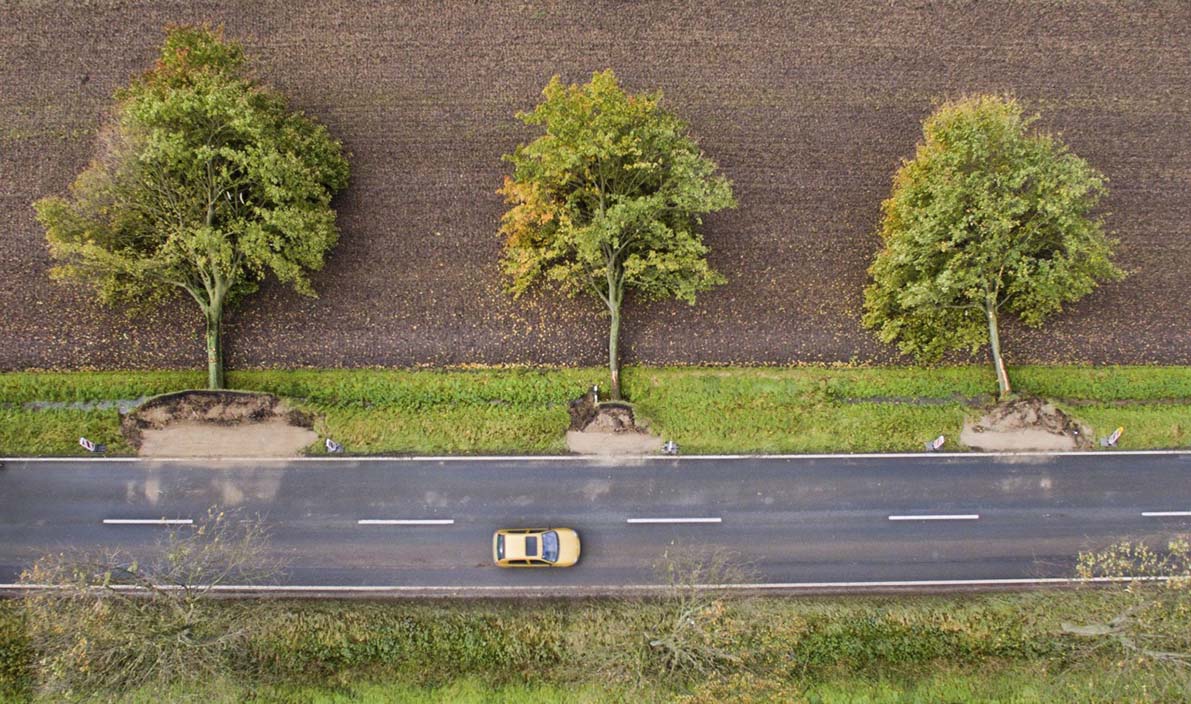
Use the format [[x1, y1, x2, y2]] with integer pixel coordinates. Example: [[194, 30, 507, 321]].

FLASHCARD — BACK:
[[2, 1, 1189, 371]]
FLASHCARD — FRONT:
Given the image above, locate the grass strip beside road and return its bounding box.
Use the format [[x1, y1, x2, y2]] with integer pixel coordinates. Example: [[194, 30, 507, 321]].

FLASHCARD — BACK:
[[1, 591, 1185, 703], [0, 366, 1188, 456], [0, 408, 133, 457]]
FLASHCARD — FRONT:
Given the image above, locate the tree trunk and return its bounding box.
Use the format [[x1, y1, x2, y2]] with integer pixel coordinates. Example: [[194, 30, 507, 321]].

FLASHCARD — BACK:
[[608, 302, 622, 401], [985, 301, 1011, 398], [205, 305, 224, 390]]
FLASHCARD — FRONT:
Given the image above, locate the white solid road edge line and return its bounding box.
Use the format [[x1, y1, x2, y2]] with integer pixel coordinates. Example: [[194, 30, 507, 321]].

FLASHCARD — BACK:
[[102, 518, 193, 526], [1141, 511, 1191, 517], [5, 449, 1189, 462], [0, 575, 1174, 593], [627, 517, 722, 524], [357, 519, 455, 526], [888, 514, 979, 521]]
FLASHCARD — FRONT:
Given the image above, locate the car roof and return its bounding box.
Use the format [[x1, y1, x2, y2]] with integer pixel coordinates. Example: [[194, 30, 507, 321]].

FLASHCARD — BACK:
[[501, 532, 540, 560]]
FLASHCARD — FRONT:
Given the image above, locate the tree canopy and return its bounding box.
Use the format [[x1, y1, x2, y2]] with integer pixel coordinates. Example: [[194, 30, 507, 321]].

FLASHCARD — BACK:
[[499, 69, 735, 399], [1066, 537, 1191, 690], [35, 25, 349, 388], [862, 95, 1124, 396]]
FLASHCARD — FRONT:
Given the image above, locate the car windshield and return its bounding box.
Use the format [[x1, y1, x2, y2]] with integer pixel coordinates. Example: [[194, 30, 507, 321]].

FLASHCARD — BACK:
[[541, 531, 560, 562]]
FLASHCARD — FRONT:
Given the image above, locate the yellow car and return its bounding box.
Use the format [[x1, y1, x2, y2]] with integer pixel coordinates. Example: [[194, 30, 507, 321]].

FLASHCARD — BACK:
[[493, 528, 581, 568]]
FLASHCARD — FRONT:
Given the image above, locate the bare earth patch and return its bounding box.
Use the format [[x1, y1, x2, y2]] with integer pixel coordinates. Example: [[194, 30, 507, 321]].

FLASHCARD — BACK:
[[960, 397, 1092, 452], [565, 393, 663, 455], [123, 391, 317, 457], [138, 419, 318, 457], [565, 429, 663, 456]]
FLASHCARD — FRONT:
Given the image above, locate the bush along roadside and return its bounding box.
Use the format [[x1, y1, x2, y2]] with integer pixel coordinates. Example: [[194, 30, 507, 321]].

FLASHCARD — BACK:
[[0, 366, 1189, 456], [0, 590, 1186, 703]]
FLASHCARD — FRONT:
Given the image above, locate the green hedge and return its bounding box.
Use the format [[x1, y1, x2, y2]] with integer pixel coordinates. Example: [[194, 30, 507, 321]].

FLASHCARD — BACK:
[[0, 590, 1173, 703], [246, 603, 568, 682], [0, 603, 31, 701]]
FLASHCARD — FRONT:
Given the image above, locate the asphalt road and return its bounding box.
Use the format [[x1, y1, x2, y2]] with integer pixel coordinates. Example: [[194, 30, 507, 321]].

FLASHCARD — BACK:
[[1, 453, 1189, 594]]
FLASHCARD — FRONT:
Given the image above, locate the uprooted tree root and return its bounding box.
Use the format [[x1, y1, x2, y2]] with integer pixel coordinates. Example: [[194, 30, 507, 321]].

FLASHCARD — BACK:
[[961, 395, 1092, 451], [566, 388, 663, 455], [121, 390, 314, 451]]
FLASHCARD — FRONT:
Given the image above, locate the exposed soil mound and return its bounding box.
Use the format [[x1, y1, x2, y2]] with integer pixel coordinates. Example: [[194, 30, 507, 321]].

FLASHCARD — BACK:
[[565, 394, 664, 455], [122, 390, 317, 457], [567, 387, 601, 431], [581, 403, 639, 433], [960, 397, 1092, 452]]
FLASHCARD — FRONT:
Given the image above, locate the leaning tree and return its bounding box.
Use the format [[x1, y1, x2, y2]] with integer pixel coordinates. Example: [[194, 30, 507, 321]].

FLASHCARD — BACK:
[[35, 25, 349, 389], [499, 70, 735, 399], [863, 95, 1124, 397], [21, 508, 281, 698]]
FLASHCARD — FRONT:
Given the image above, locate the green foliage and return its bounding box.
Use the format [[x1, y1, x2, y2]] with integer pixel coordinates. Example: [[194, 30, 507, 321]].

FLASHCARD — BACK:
[[20, 510, 280, 701], [34, 25, 349, 389], [0, 603, 32, 701], [595, 554, 750, 685], [245, 602, 566, 683], [97, 678, 638, 704], [788, 612, 1042, 672], [499, 69, 734, 397], [863, 95, 1124, 395], [261, 679, 630, 704], [6, 590, 1182, 703], [1066, 537, 1191, 691], [500, 68, 735, 304]]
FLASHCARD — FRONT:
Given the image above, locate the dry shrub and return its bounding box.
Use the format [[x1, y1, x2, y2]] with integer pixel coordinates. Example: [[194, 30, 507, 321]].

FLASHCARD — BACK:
[[19, 508, 282, 701], [592, 549, 754, 685]]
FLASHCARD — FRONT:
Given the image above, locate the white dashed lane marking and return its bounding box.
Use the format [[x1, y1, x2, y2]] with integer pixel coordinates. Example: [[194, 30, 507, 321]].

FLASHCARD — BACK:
[[357, 519, 455, 526], [626, 517, 722, 524], [888, 514, 979, 521], [102, 518, 193, 526]]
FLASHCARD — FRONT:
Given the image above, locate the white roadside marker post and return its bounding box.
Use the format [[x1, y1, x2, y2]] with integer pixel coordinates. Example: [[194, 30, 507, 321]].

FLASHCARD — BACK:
[[78, 436, 106, 453]]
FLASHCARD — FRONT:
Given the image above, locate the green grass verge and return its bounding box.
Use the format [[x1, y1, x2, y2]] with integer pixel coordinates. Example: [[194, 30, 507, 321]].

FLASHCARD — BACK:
[[0, 603, 29, 702], [682, 665, 1188, 703], [1058, 403, 1191, 450], [1, 590, 1186, 703], [3, 670, 1179, 704], [1, 365, 1189, 456], [0, 408, 133, 456]]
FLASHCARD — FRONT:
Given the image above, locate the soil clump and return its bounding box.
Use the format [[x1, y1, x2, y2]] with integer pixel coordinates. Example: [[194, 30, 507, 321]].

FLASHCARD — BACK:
[[566, 389, 663, 455], [122, 390, 317, 457], [960, 396, 1092, 451]]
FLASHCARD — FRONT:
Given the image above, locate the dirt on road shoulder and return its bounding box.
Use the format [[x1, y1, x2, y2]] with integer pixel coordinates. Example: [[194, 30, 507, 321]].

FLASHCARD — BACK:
[[565, 394, 663, 455], [960, 396, 1092, 451], [123, 390, 317, 457]]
